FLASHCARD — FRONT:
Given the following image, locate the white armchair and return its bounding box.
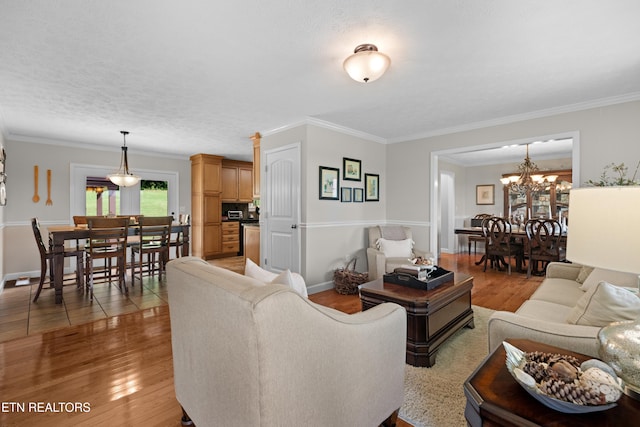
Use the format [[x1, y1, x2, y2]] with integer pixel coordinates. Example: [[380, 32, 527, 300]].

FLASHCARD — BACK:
[[167, 257, 407, 427], [366, 226, 432, 280]]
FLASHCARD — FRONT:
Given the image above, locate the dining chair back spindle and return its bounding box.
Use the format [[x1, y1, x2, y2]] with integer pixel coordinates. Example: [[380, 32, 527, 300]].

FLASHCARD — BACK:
[[86, 217, 129, 300]]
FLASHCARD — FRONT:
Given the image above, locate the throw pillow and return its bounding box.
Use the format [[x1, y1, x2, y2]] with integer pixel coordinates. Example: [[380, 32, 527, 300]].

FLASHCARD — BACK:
[[270, 269, 294, 288], [575, 266, 594, 284], [579, 267, 638, 291], [566, 281, 640, 327], [245, 258, 277, 283], [376, 238, 413, 258]]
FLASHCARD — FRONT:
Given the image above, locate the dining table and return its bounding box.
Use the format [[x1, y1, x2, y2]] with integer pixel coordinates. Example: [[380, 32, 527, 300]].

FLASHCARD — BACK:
[[47, 223, 190, 304]]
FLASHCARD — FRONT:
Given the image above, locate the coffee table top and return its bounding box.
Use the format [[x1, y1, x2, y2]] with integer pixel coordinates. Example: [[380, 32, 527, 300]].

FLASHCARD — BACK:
[[465, 339, 640, 426], [359, 273, 472, 303]]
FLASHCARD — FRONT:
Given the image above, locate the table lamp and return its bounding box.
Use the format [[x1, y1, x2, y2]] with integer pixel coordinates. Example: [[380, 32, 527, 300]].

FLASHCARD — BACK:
[[566, 186, 640, 400]]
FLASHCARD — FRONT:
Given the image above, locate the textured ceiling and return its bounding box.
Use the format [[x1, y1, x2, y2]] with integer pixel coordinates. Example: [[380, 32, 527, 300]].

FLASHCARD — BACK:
[[1, 1, 639, 162]]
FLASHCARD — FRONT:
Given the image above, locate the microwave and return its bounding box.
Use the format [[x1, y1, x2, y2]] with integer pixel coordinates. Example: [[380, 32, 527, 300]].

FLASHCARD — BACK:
[[227, 210, 243, 219]]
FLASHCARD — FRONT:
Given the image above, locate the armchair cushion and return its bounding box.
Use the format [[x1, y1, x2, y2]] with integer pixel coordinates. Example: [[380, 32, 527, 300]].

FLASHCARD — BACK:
[[376, 238, 413, 258], [567, 281, 640, 326]]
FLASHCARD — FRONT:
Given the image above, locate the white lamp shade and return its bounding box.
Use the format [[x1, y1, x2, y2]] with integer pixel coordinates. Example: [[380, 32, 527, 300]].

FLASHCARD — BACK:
[[343, 47, 390, 83], [108, 173, 141, 187], [566, 186, 640, 274]]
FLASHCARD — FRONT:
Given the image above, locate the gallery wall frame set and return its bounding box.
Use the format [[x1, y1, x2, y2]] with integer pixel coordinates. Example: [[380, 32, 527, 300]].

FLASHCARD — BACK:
[[319, 160, 378, 202]]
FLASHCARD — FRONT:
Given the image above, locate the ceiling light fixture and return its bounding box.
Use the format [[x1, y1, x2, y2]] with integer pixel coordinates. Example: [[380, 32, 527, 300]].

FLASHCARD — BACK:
[[343, 44, 391, 83], [107, 131, 141, 187], [500, 144, 558, 195]]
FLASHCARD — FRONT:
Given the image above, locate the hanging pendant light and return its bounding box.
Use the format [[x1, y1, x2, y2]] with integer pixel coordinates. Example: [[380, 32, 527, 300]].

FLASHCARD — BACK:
[[107, 131, 141, 187], [343, 44, 391, 83]]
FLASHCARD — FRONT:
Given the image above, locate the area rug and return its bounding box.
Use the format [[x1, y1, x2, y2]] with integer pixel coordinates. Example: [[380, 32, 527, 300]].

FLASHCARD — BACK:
[[399, 305, 495, 427]]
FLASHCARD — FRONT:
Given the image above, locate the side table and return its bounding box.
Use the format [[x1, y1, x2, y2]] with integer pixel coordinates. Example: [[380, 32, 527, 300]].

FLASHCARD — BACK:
[[464, 338, 640, 426]]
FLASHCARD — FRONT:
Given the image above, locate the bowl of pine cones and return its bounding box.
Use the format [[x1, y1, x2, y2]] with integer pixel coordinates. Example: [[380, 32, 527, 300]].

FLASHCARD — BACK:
[[503, 341, 623, 413]]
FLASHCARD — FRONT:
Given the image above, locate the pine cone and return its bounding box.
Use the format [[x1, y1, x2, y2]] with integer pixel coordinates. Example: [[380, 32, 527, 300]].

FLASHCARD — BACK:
[[539, 378, 606, 406]]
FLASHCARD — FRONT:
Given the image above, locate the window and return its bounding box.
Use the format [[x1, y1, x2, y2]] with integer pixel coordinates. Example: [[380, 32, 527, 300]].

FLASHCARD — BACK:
[[140, 180, 168, 216]]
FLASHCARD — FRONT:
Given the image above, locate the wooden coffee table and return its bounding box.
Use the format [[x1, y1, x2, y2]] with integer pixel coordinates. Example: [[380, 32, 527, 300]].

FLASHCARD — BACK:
[[464, 339, 640, 426], [359, 273, 474, 367]]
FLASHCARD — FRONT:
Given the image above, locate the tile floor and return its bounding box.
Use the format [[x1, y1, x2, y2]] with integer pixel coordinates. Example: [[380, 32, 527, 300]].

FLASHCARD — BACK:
[[0, 257, 245, 344]]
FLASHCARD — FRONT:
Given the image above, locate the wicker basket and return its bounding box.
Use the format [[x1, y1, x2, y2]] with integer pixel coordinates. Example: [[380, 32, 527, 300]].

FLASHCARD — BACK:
[[333, 258, 369, 295]]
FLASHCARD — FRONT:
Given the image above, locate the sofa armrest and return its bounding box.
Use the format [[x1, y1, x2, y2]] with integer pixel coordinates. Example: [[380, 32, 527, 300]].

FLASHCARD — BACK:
[[487, 311, 601, 357], [546, 262, 582, 281]]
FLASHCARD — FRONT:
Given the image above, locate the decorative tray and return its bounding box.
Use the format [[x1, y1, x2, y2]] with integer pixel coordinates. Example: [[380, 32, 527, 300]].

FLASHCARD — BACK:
[[384, 267, 453, 290], [503, 342, 622, 414]]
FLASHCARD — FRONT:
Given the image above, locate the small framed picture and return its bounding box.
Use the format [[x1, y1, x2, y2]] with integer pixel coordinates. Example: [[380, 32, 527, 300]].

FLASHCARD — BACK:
[[353, 188, 364, 202], [342, 157, 361, 181], [476, 184, 495, 205], [319, 166, 339, 200], [365, 173, 380, 202], [341, 187, 352, 202]]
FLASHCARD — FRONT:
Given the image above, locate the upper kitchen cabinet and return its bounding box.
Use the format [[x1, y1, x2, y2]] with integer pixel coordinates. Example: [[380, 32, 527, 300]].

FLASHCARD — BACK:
[[222, 159, 253, 202], [251, 132, 261, 199]]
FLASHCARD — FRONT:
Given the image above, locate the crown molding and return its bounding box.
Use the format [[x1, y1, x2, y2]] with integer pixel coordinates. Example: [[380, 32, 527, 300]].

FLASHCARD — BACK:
[[5, 132, 189, 160], [262, 117, 388, 144], [387, 92, 640, 143]]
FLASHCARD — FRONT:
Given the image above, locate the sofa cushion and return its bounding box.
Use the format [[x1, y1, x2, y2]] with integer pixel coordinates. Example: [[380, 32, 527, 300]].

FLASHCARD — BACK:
[[567, 281, 640, 327], [528, 277, 585, 307], [516, 300, 574, 323], [271, 269, 294, 288], [576, 266, 594, 284], [580, 267, 638, 291], [376, 238, 413, 258]]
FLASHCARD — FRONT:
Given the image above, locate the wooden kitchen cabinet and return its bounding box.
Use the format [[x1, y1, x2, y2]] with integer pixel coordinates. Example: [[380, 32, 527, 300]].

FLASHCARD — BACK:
[[190, 154, 224, 259], [244, 224, 260, 266], [221, 159, 253, 202], [221, 221, 240, 254], [251, 132, 261, 199]]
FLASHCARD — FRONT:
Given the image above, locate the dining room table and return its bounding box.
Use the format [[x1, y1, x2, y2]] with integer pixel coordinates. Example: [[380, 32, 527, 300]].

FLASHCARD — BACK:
[[47, 222, 190, 304]]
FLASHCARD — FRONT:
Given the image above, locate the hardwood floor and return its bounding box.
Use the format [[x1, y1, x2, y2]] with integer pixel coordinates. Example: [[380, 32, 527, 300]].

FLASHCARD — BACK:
[[0, 253, 543, 426]]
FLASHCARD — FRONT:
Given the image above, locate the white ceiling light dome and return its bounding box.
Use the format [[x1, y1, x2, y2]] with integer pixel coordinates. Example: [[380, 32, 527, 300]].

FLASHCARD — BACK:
[[343, 44, 391, 83]]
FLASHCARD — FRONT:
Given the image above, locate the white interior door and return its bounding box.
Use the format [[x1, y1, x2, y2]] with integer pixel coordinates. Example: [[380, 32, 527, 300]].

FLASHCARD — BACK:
[[263, 143, 300, 274]]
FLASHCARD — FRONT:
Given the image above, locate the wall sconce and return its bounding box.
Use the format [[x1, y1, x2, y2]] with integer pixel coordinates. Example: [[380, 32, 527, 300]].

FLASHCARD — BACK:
[[343, 44, 391, 83]]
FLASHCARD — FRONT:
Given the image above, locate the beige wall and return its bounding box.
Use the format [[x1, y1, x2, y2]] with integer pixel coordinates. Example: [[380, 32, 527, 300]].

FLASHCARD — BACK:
[[1, 138, 191, 283], [262, 124, 386, 289], [387, 100, 640, 253], [0, 131, 5, 284]]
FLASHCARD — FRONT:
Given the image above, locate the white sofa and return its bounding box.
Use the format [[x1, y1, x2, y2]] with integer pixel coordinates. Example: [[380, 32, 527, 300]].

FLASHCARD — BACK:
[[366, 226, 432, 280], [488, 262, 639, 357], [167, 257, 407, 427]]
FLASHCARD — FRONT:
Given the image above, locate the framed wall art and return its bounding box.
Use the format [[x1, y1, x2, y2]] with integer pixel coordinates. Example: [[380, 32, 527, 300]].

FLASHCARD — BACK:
[[319, 166, 339, 200], [341, 187, 352, 202], [476, 184, 495, 205], [353, 188, 364, 202], [342, 157, 361, 181], [365, 173, 379, 201]]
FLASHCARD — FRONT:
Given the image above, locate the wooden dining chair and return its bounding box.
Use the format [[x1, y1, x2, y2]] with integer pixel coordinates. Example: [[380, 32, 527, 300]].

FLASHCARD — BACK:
[[130, 216, 172, 286], [86, 217, 129, 300], [525, 218, 566, 278], [31, 218, 85, 302], [468, 213, 492, 255], [482, 216, 524, 275], [169, 214, 189, 258]]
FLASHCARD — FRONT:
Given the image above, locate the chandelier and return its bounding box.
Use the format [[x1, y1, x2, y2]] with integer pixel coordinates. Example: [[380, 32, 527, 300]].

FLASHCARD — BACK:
[[500, 144, 557, 195], [107, 131, 141, 187]]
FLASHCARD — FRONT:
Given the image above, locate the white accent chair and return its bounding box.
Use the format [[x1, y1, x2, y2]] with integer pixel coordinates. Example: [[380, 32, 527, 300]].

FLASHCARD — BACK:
[[366, 226, 432, 280], [167, 257, 407, 427]]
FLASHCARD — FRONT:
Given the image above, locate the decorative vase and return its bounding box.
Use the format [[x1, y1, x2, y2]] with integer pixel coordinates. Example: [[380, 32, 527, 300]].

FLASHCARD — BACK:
[[597, 319, 640, 400]]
